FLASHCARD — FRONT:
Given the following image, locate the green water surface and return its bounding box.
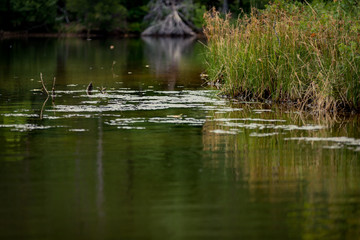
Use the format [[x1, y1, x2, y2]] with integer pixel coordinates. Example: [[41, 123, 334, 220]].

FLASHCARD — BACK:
[[0, 37, 360, 240]]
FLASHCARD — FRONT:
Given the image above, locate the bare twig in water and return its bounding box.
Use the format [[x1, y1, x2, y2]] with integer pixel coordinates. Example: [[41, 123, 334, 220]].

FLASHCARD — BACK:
[[111, 61, 118, 78], [87, 82, 93, 95], [40, 73, 49, 95], [51, 77, 56, 103], [40, 96, 49, 120], [39, 73, 56, 119], [97, 86, 107, 94], [52, 77, 56, 96]]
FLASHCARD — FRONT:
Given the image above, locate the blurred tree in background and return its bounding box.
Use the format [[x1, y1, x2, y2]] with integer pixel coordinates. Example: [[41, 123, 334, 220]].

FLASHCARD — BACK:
[[0, 0, 57, 31], [142, 0, 204, 36], [1, 0, 356, 35], [124, 0, 149, 33], [65, 0, 127, 33], [0, 0, 270, 34]]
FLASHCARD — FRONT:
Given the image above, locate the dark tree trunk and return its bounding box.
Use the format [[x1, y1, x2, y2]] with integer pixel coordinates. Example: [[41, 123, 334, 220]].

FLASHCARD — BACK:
[[222, 0, 228, 14]]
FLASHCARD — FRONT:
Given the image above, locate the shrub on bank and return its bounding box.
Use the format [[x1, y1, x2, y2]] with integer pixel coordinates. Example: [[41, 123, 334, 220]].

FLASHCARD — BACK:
[[203, 0, 360, 112]]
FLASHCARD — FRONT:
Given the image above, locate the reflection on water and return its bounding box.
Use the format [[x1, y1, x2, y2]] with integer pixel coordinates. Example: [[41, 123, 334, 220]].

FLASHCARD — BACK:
[[0, 38, 360, 240], [143, 37, 196, 90], [203, 107, 360, 238]]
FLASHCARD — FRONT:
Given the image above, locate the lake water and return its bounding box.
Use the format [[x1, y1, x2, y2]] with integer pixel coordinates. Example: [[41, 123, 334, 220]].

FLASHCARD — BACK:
[[0, 37, 360, 240]]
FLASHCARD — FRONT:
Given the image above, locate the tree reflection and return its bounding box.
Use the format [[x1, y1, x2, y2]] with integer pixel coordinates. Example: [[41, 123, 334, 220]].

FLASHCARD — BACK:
[[142, 37, 196, 90], [96, 116, 105, 235]]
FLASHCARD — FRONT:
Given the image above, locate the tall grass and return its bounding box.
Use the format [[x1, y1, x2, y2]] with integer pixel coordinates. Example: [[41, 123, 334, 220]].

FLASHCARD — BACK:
[[203, 1, 360, 113]]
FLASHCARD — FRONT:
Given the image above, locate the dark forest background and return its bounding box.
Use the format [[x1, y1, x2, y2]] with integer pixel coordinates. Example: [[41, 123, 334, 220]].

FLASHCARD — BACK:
[[0, 0, 355, 35], [0, 0, 280, 34]]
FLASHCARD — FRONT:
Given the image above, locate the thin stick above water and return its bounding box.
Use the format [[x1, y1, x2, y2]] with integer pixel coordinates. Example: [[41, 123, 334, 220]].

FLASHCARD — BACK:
[[40, 96, 49, 120], [40, 73, 49, 95], [51, 77, 56, 104], [52, 77, 56, 96]]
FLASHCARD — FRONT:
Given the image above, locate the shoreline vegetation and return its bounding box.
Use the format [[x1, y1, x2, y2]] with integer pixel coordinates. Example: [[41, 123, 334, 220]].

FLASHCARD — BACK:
[[203, 0, 360, 113]]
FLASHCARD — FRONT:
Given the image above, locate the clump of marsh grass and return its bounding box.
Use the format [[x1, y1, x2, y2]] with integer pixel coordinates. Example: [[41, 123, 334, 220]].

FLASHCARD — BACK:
[[203, 1, 360, 113]]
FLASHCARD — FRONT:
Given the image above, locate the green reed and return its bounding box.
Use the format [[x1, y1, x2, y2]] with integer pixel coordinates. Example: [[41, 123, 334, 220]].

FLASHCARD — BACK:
[[203, 1, 360, 112]]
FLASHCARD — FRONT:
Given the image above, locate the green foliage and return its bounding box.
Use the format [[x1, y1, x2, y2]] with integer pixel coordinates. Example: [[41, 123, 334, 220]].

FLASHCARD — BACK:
[[0, 0, 57, 31], [56, 22, 86, 33], [65, 0, 87, 18], [128, 22, 144, 33], [126, 1, 148, 21], [127, 5, 148, 32], [91, 1, 127, 32], [203, 1, 360, 112], [66, 0, 127, 33], [191, 3, 207, 28]]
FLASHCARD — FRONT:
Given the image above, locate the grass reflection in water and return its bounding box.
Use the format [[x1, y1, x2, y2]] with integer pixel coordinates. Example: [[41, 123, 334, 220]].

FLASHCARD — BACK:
[[203, 106, 360, 239]]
